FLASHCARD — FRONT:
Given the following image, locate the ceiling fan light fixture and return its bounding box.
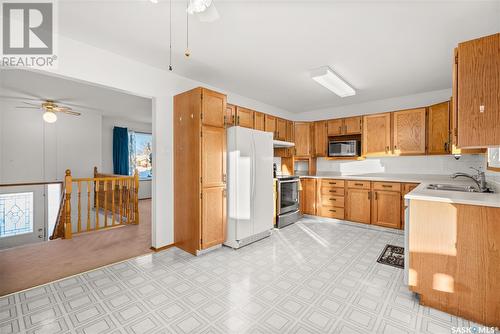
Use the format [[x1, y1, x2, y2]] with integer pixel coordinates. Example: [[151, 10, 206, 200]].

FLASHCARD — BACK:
[[43, 110, 57, 123], [187, 0, 212, 14], [311, 66, 356, 98]]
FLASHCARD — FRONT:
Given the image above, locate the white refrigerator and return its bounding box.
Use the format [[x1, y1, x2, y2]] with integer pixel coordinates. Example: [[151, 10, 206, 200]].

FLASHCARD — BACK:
[[225, 126, 274, 249]]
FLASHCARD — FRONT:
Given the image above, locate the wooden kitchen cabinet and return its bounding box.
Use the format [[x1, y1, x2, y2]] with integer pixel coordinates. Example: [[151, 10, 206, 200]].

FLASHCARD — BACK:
[[344, 116, 362, 135], [236, 106, 254, 128], [313, 120, 328, 157], [454, 33, 500, 148], [317, 179, 345, 219], [372, 189, 401, 229], [300, 178, 317, 215], [276, 118, 287, 141], [225, 104, 236, 127], [401, 183, 419, 229], [294, 122, 312, 157], [265, 115, 277, 138], [362, 113, 392, 156], [345, 188, 371, 224], [254, 112, 265, 131], [174, 87, 227, 255], [393, 108, 426, 155], [327, 119, 343, 136], [427, 102, 450, 155]]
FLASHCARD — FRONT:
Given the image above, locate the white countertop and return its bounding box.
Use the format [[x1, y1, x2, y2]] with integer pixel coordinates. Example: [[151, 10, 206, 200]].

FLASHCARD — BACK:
[[296, 172, 500, 208]]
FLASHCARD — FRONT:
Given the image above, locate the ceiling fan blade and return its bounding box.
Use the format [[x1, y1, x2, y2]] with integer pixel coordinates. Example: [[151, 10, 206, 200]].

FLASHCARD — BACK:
[[16, 106, 40, 109], [22, 101, 41, 106], [196, 3, 219, 22], [58, 109, 81, 116]]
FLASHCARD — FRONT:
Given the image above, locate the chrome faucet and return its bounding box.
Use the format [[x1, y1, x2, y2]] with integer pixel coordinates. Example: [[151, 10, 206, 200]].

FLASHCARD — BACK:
[[451, 167, 489, 192]]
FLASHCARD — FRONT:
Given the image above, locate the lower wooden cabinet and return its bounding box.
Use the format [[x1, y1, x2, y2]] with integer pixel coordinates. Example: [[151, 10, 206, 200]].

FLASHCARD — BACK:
[[372, 190, 401, 229], [201, 187, 226, 249], [401, 183, 419, 229], [345, 188, 371, 224], [317, 179, 345, 219], [318, 207, 344, 219], [300, 178, 317, 215]]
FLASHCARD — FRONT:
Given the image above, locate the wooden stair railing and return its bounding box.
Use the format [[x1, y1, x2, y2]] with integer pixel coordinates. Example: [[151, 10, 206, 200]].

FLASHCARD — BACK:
[[50, 168, 140, 240]]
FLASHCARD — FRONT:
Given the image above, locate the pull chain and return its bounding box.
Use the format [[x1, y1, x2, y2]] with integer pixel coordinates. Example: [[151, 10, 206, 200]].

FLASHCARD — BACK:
[[185, 0, 190, 57], [169, 0, 173, 70]]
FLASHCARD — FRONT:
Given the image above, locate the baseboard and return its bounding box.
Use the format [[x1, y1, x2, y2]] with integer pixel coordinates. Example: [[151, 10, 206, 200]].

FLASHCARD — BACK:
[[150, 243, 176, 252]]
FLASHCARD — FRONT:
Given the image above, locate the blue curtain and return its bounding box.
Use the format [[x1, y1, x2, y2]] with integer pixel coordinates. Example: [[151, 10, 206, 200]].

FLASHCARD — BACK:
[[113, 127, 129, 175]]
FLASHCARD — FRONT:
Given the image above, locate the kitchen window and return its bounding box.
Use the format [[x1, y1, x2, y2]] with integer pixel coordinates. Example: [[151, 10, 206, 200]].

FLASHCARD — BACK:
[[129, 131, 153, 180]]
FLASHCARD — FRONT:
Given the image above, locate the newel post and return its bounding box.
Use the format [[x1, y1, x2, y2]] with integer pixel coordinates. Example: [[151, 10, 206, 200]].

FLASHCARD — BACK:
[[64, 169, 73, 239], [134, 169, 140, 225]]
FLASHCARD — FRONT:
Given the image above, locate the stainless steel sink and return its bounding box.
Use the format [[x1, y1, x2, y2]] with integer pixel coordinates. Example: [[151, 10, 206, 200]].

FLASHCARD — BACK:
[[426, 184, 479, 192]]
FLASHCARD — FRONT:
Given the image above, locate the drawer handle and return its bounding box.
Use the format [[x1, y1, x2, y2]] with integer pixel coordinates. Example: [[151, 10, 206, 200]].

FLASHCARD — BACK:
[[354, 183, 363, 186], [329, 209, 336, 212], [329, 198, 336, 201], [382, 185, 392, 188], [329, 190, 337, 193]]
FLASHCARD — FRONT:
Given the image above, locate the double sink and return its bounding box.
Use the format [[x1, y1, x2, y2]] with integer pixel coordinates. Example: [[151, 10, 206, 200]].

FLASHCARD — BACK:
[[427, 184, 494, 193]]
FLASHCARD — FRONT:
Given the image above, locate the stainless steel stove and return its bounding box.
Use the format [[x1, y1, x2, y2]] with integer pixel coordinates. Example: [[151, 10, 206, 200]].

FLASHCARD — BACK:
[[276, 175, 302, 228]]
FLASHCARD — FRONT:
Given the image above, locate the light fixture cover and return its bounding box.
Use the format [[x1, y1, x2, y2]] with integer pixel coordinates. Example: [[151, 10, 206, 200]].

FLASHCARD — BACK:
[[43, 111, 57, 123], [187, 0, 212, 14], [311, 66, 356, 97]]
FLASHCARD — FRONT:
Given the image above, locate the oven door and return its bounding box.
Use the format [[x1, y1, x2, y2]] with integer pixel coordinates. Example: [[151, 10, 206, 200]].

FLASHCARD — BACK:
[[278, 179, 299, 215]]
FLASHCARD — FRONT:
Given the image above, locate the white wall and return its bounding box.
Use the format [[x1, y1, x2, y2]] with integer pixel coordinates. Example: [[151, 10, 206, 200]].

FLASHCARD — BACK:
[[0, 100, 101, 183], [294, 89, 452, 121], [101, 116, 152, 199]]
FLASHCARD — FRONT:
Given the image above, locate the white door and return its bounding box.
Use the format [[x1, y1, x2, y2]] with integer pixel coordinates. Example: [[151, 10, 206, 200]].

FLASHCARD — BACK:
[[252, 131, 274, 234], [0, 185, 46, 250]]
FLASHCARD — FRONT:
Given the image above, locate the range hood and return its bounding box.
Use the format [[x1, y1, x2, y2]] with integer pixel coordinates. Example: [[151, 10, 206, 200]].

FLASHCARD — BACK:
[[273, 140, 295, 148]]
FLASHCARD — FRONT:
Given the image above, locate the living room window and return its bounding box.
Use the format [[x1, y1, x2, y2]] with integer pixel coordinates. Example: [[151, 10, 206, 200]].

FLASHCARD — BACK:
[[128, 131, 153, 180]]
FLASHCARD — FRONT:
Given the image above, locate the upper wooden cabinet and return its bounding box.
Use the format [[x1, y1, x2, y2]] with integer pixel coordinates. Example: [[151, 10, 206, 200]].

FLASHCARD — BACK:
[[393, 108, 426, 155], [236, 106, 254, 128], [276, 118, 287, 141], [286, 120, 294, 142], [362, 113, 392, 156], [454, 33, 500, 148], [327, 119, 343, 136], [313, 121, 328, 157], [202, 89, 226, 127], [427, 101, 450, 155], [327, 117, 361, 136], [254, 112, 265, 131], [265, 115, 277, 138], [225, 104, 236, 127], [294, 122, 312, 157]]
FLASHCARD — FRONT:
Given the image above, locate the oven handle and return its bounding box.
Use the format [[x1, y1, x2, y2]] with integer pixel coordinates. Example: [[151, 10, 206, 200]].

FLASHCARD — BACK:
[[278, 179, 299, 184]]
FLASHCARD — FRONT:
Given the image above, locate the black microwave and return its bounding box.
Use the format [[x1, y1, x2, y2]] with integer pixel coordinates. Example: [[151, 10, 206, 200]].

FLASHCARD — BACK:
[[328, 140, 360, 157]]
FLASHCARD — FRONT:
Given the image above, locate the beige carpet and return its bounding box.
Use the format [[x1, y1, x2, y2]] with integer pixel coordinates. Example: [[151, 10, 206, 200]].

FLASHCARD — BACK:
[[0, 199, 153, 296]]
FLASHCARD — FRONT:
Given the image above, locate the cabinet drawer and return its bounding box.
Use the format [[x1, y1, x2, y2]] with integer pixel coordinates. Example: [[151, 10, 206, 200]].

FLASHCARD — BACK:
[[321, 195, 344, 208], [321, 187, 345, 196], [319, 206, 345, 219], [373, 182, 401, 192], [347, 180, 371, 189], [321, 179, 345, 188]]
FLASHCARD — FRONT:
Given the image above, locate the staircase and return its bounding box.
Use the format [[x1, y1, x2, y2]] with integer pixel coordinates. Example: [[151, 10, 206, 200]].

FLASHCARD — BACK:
[[51, 167, 140, 240]]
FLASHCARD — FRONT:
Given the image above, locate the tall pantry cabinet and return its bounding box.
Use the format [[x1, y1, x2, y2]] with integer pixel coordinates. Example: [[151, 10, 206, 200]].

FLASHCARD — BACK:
[[174, 87, 227, 255]]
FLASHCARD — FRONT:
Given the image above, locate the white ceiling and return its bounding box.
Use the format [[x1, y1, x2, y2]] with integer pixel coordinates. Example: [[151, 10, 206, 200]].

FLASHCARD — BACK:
[[56, 0, 500, 113], [0, 69, 153, 123]]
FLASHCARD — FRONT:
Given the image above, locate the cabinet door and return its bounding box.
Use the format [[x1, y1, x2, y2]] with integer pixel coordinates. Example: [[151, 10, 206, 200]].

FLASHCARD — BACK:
[[344, 116, 362, 135], [202, 126, 226, 187], [345, 188, 371, 224], [225, 104, 236, 127], [372, 190, 401, 229], [294, 122, 311, 156], [254, 112, 265, 131], [428, 102, 450, 154], [313, 121, 328, 157], [286, 120, 294, 142], [393, 108, 426, 155], [201, 186, 226, 249], [265, 115, 277, 138], [236, 107, 254, 128], [202, 89, 226, 128], [457, 33, 500, 147], [362, 113, 392, 156], [276, 118, 287, 141], [301, 178, 317, 215], [327, 119, 343, 136]]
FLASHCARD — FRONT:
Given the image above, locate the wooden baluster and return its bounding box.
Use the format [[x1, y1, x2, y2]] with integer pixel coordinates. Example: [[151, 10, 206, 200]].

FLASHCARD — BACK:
[[95, 180, 99, 230], [134, 170, 139, 225], [111, 179, 115, 226], [103, 180, 108, 227], [86, 181, 91, 231], [118, 179, 123, 225], [64, 170, 72, 239], [77, 181, 82, 233], [126, 178, 130, 224]]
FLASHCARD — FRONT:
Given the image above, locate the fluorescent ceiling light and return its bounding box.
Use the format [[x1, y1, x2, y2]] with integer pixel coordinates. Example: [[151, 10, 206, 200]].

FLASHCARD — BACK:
[[311, 66, 356, 97]]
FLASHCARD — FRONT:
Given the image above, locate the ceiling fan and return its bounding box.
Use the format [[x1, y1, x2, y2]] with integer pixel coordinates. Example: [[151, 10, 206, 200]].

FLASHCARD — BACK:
[[16, 100, 81, 123], [187, 0, 219, 22]]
